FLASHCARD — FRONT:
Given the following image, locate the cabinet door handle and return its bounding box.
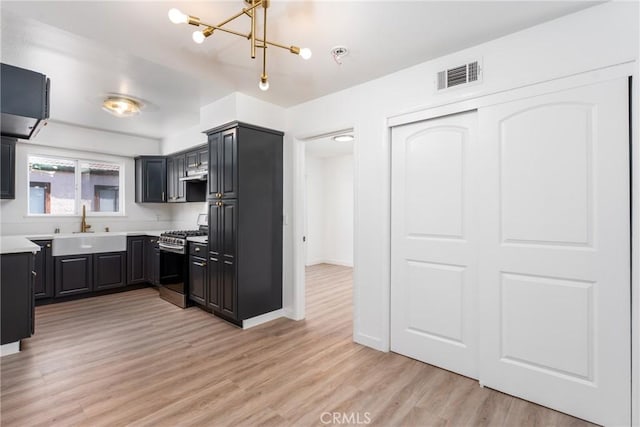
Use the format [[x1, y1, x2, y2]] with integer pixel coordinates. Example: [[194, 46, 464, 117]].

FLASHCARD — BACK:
[[188, 163, 198, 168], [31, 271, 37, 277], [195, 247, 200, 252], [193, 262, 206, 267], [46, 243, 51, 248], [162, 192, 165, 200], [210, 257, 218, 262]]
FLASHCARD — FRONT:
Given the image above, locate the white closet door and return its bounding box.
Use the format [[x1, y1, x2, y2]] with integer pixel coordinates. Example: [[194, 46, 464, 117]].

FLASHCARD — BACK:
[[391, 111, 479, 379], [476, 78, 630, 426]]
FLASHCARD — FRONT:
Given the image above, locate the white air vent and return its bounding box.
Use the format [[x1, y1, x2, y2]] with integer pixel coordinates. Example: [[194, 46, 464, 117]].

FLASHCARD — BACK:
[[436, 60, 481, 91]]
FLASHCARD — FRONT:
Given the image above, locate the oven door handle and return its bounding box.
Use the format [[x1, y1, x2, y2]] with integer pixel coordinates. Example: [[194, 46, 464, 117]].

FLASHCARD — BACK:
[[159, 242, 185, 254]]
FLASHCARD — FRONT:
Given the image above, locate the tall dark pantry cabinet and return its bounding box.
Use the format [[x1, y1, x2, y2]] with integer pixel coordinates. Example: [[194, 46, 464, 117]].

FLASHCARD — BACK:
[[206, 122, 283, 326]]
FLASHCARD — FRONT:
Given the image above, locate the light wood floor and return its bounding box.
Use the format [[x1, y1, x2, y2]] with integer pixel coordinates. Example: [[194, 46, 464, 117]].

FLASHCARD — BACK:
[[1, 263, 594, 426]]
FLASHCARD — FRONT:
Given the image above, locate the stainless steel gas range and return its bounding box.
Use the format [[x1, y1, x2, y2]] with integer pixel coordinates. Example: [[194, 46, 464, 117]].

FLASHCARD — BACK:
[[157, 214, 207, 308]]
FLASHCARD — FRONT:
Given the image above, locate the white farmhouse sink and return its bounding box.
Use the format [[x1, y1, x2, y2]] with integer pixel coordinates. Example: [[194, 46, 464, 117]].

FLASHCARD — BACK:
[[52, 232, 127, 256]]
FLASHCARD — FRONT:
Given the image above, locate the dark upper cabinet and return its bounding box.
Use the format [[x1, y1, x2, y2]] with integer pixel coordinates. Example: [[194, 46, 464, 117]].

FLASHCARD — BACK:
[[198, 146, 208, 169], [136, 147, 206, 204], [1, 137, 16, 199], [203, 122, 283, 324], [32, 240, 53, 299], [186, 146, 208, 171], [127, 236, 146, 284], [1, 252, 35, 344], [208, 128, 237, 199], [185, 151, 198, 170], [166, 156, 175, 201], [188, 251, 207, 306], [220, 128, 238, 199], [135, 157, 166, 203], [167, 154, 186, 203], [55, 254, 93, 297], [94, 252, 126, 291], [1, 63, 50, 140], [208, 132, 221, 198], [145, 236, 160, 286]]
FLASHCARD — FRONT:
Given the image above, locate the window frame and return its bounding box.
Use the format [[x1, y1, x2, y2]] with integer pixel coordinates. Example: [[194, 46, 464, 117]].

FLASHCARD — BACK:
[[27, 154, 125, 217]]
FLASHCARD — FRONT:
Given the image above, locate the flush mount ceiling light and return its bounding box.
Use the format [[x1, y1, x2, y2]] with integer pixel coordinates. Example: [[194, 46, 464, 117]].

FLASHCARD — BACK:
[[102, 96, 142, 118], [168, 1, 311, 91], [332, 134, 354, 142]]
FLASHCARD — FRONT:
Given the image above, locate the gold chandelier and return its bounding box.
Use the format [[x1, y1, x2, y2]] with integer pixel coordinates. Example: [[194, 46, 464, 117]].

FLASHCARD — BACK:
[[168, 0, 311, 91]]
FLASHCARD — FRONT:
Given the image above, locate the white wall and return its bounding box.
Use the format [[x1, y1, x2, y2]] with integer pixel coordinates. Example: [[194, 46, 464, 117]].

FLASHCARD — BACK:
[[305, 154, 354, 267], [37, 121, 161, 157], [0, 138, 174, 236], [161, 124, 207, 156], [286, 1, 639, 353], [305, 155, 324, 265], [323, 154, 354, 267]]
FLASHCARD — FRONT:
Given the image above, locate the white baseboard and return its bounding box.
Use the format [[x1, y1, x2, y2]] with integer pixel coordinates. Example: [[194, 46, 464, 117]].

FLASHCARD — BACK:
[[283, 307, 304, 321], [354, 332, 387, 352], [323, 259, 354, 267], [242, 308, 285, 329], [307, 259, 354, 267], [0, 341, 20, 357]]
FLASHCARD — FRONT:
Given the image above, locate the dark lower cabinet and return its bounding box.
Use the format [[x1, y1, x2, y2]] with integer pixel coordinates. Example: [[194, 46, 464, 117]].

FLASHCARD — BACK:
[[94, 252, 126, 291], [145, 236, 160, 285], [55, 254, 93, 297], [221, 258, 236, 318], [32, 240, 53, 299], [207, 252, 221, 311], [1, 137, 16, 200], [127, 236, 146, 284], [208, 199, 237, 320], [188, 254, 207, 306], [1, 252, 35, 344]]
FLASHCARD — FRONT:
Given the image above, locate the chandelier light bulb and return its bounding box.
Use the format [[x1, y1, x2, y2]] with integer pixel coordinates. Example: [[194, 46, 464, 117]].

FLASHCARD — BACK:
[[259, 79, 270, 91], [168, 8, 188, 24], [192, 30, 205, 44], [299, 48, 312, 60]]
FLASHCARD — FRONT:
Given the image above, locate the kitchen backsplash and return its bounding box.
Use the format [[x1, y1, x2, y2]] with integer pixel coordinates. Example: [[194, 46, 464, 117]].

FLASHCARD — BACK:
[[0, 202, 208, 236]]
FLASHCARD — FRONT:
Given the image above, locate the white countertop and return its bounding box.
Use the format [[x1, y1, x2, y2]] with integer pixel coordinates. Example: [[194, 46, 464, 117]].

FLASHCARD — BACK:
[[0, 236, 41, 255], [0, 230, 168, 255], [186, 236, 208, 244]]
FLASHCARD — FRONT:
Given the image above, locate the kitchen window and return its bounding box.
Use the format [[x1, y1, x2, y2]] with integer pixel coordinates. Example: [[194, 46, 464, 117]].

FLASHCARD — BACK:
[[28, 156, 124, 216]]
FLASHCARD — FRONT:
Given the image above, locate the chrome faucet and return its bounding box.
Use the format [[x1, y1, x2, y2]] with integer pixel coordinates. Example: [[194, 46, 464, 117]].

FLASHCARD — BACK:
[[80, 205, 91, 233]]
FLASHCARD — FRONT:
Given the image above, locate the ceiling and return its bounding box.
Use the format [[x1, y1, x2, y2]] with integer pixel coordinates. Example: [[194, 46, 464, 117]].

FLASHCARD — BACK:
[[307, 135, 354, 158], [0, 1, 601, 139]]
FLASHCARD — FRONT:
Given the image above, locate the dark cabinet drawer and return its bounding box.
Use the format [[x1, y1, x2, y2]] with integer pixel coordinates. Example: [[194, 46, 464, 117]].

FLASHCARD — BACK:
[[189, 242, 207, 256]]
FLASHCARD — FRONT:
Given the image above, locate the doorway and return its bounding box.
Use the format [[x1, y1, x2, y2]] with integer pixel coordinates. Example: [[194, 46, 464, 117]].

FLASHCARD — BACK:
[[296, 130, 355, 324]]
